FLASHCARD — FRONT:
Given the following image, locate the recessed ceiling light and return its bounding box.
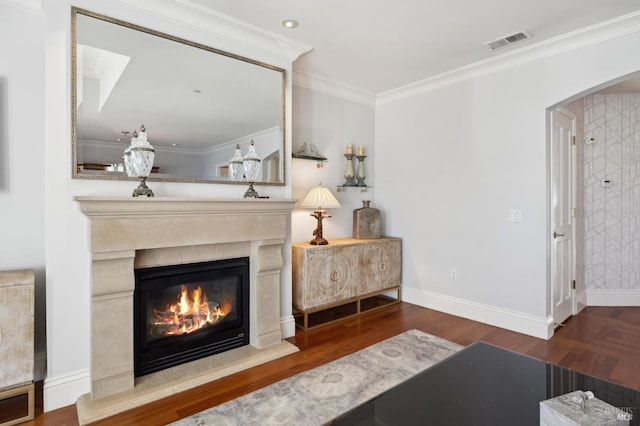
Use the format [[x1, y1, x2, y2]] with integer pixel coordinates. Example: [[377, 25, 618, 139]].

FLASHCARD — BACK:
[[282, 19, 299, 29]]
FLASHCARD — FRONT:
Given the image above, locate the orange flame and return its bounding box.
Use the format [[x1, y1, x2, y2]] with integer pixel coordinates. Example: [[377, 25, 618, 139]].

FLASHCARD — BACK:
[[153, 285, 228, 336]]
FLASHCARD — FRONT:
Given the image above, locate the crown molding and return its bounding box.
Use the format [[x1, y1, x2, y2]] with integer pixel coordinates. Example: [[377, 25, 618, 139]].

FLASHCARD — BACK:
[[203, 126, 281, 155], [377, 10, 640, 105], [108, 0, 311, 63], [293, 71, 376, 106], [0, 0, 44, 13]]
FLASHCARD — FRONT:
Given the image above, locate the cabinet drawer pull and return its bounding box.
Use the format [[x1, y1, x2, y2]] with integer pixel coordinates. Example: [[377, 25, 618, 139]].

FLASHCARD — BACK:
[[330, 270, 340, 281], [379, 261, 387, 272]]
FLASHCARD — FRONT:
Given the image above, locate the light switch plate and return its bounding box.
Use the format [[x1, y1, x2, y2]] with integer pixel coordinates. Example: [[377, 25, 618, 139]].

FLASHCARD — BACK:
[[508, 210, 522, 223]]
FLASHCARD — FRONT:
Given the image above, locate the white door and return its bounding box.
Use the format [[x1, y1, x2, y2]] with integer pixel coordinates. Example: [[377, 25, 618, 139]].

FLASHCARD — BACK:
[[550, 108, 576, 325]]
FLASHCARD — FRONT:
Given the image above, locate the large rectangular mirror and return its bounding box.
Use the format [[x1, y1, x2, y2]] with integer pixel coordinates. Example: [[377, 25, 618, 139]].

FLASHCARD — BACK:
[[71, 7, 286, 185]]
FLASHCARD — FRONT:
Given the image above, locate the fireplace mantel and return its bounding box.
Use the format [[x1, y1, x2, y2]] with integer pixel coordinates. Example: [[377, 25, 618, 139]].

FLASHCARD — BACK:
[[75, 196, 298, 216], [74, 196, 298, 423]]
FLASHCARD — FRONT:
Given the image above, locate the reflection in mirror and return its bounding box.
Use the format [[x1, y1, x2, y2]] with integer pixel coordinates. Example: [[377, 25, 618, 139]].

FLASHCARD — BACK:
[[71, 7, 286, 185]]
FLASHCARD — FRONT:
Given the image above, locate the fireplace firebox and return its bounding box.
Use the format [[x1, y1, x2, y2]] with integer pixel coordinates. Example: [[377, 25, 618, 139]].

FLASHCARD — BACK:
[[134, 257, 249, 377]]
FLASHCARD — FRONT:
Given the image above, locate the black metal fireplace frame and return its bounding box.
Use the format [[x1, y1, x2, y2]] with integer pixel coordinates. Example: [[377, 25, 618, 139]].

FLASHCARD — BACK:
[[133, 257, 250, 377]]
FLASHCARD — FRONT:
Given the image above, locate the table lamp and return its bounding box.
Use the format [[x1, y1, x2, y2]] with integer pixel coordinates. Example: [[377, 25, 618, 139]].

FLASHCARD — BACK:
[[300, 183, 341, 245]]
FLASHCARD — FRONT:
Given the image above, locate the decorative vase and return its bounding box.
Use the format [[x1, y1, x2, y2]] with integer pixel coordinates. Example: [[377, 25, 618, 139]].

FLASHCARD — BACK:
[[124, 124, 155, 197], [228, 144, 244, 180], [353, 200, 381, 239], [242, 140, 261, 198]]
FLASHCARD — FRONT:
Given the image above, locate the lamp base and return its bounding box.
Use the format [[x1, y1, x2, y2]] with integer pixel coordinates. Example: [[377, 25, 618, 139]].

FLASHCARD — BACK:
[[243, 182, 259, 198], [309, 236, 329, 245], [132, 177, 154, 197], [309, 209, 330, 245]]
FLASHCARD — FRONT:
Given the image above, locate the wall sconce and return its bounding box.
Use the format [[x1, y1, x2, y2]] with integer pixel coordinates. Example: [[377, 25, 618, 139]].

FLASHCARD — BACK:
[[299, 183, 341, 245], [124, 124, 155, 197]]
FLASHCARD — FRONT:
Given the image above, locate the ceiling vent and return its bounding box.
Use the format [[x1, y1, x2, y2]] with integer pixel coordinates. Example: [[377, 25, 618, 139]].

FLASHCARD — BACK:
[[484, 30, 532, 51]]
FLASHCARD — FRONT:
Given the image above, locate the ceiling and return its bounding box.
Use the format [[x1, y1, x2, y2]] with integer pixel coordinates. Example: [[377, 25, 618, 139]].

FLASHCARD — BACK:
[[193, 0, 640, 95]]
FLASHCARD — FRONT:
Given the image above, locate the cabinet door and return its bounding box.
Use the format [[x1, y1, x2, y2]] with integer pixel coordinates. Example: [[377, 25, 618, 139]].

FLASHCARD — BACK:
[[359, 240, 401, 294], [304, 247, 357, 309], [0, 281, 34, 388]]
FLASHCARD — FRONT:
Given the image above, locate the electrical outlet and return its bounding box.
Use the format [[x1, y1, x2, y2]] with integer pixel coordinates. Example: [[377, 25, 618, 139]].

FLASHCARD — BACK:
[[450, 268, 457, 280]]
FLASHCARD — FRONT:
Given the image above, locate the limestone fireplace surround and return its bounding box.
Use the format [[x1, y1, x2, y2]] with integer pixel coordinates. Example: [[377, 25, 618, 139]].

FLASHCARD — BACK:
[[74, 197, 299, 424]]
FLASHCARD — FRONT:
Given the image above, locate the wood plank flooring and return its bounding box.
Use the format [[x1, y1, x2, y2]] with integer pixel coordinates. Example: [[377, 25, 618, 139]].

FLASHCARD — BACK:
[[27, 303, 640, 425]]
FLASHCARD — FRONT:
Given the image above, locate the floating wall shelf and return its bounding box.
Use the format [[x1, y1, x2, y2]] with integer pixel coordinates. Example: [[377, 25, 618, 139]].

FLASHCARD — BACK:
[[337, 185, 369, 193]]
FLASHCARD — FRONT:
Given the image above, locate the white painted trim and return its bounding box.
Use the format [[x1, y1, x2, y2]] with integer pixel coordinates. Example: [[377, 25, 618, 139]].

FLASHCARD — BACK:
[[377, 10, 640, 104], [402, 285, 554, 340], [0, 0, 43, 13], [293, 72, 377, 106], [575, 289, 587, 313], [587, 290, 640, 306], [280, 315, 296, 339], [43, 369, 90, 412]]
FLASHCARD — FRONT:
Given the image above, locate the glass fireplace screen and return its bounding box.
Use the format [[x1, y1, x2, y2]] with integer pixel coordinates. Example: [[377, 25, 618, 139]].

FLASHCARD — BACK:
[[134, 257, 249, 377]]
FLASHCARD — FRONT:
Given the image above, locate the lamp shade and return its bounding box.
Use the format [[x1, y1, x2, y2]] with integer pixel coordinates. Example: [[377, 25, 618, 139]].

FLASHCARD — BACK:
[[300, 184, 341, 209]]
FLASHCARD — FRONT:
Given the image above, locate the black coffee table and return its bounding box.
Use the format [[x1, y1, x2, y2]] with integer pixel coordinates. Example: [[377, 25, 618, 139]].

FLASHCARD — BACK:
[[331, 341, 639, 425]]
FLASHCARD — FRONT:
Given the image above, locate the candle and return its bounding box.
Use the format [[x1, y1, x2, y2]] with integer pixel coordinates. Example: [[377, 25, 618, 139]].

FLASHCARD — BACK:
[[346, 144, 353, 154], [358, 145, 365, 156]]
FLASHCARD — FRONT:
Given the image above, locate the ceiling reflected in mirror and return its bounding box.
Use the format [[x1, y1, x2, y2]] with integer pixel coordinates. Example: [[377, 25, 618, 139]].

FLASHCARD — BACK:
[[72, 7, 286, 185]]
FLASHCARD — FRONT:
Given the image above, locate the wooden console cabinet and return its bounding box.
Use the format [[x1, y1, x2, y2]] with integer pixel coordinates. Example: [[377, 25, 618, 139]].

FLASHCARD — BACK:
[[292, 237, 401, 330]]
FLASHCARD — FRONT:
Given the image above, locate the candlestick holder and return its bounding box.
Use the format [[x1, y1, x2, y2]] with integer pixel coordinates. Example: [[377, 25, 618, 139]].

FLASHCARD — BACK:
[[343, 153, 356, 186], [356, 155, 366, 187]]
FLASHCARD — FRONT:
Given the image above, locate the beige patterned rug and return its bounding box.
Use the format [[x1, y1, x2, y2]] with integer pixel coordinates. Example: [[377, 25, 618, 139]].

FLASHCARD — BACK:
[[170, 329, 463, 426]]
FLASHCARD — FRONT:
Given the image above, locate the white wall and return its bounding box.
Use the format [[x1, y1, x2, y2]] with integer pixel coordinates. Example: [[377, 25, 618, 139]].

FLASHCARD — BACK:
[[375, 19, 640, 339], [291, 86, 376, 244], [0, 2, 46, 377]]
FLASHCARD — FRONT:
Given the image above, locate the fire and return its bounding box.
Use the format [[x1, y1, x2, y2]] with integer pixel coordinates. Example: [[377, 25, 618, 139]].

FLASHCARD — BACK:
[[153, 285, 228, 336]]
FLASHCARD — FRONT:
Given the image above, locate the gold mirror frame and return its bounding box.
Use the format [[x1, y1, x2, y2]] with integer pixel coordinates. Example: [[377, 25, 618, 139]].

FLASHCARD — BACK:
[[71, 7, 286, 186]]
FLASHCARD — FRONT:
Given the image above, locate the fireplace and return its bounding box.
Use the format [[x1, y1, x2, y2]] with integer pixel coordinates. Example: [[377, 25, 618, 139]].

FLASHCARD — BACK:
[[134, 258, 250, 377], [74, 197, 299, 424]]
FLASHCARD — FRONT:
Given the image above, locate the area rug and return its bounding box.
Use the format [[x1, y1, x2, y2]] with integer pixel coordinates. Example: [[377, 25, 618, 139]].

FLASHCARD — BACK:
[[170, 329, 463, 425]]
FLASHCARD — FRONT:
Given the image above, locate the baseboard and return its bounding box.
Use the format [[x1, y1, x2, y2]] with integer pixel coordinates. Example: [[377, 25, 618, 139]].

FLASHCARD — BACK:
[[587, 290, 640, 306], [402, 286, 554, 340], [280, 314, 296, 339], [575, 290, 587, 313], [43, 369, 90, 412]]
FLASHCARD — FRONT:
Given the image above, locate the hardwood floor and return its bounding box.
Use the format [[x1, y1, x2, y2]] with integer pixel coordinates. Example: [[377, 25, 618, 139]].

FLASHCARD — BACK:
[[27, 303, 640, 425]]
